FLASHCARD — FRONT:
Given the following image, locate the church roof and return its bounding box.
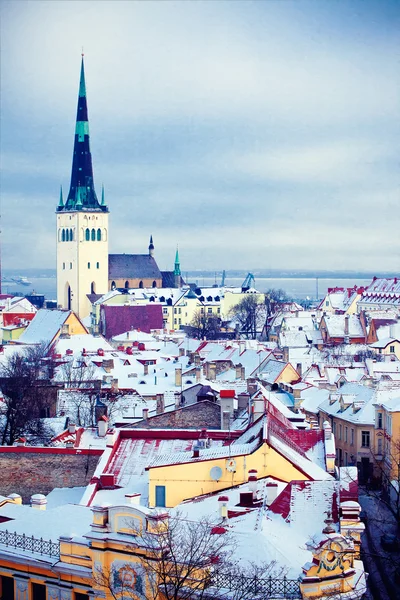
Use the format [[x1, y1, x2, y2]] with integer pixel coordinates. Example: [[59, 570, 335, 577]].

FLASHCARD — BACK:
[[161, 271, 176, 288], [108, 254, 162, 280], [100, 304, 164, 338]]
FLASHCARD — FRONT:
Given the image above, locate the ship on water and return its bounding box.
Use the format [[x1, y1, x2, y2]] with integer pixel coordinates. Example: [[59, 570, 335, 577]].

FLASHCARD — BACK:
[[11, 276, 32, 286]]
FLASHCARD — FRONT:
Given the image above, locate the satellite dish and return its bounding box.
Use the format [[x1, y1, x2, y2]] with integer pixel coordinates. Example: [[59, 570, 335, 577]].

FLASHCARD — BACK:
[[210, 466, 223, 481]]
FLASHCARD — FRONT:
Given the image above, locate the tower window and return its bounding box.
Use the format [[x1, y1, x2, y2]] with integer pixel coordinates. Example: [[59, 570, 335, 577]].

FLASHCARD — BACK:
[[97, 228, 101, 241], [70, 228, 73, 241], [152, 280, 157, 288], [63, 262, 65, 270], [62, 229, 66, 242], [111, 281, 116, 290], [88, 262, 91, 269], [96, 262, 100, 269], [70, 263, 72, 269], [139, 281, 144, 289], [125, 281, 129, 289], [91, 228, 96, 241], [85, 228, 90, 241], [66, 229, 69, 242]]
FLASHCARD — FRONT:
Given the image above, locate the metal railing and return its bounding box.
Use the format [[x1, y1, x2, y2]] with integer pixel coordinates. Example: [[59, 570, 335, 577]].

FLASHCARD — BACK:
[[0, 529, 60, 558], [211, 571, 301, 598]]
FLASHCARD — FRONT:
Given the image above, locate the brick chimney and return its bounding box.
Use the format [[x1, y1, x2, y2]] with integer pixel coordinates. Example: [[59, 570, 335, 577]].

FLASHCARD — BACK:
[[175, 367, 182, 387], [156, 393, 165, 414]]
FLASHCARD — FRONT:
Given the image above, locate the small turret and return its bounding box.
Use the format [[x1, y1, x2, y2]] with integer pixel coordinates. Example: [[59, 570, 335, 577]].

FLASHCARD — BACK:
[[149, 234, 154, 257], [58, 185, 64, 210], [174, 247, 181, 288]]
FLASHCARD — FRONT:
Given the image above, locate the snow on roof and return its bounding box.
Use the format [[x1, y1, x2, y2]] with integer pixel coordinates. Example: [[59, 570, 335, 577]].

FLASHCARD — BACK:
[[18, 309, 72, 346], [45, 486, 87, 509], [369, 337, 399, 349], [299, 387, 330, 415], [256, 358, 287, 383], [0, 502, 92, 542], [322, 314, 364, 338], [55, 333, 114, 355], [364, 277, 400, 294], [318, 382, 375, 424]]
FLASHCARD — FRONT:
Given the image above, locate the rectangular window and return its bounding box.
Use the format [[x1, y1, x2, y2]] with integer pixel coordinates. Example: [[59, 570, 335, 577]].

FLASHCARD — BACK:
[[390, 345, 395, 353], [325, 301, 329, 306], [351, 428, 354, 446], [378, 437, 383, 455], [345, 452, 348, 466], [345, 427, 348, 443], [70, 262, 72, 269], [332, 422, 336, 435], [63, 262, 65, 270], [96, 262, 100, 269], [88, 262, 90, 269], [208, 307, 212, 314], [32, 582, 46, 600], [377, 413, 383, 429], [174, 308, 177, 314], [178, 308, 181, 314], [361, 431, 370, 448], [339, 424, 342, 440], [0, 575, 14, 598], [75, 593, 90, 600], [178, 318, 181, 325], [174, 318, 177, 325]]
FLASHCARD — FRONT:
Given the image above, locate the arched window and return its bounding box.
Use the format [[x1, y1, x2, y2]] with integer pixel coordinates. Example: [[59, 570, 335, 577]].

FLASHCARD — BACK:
[[152, 280, 157, 288], [85, 228, 90, 241], [139, 281, 144, 289], [111, 281, 116, 290], [65, 229, 69, 242], [124, 281, 129, 289], [70, 228, 73, 241], [91, 228, 96, 241], [102, 228, 107, 241], [97, 228, 101, 241], [62, 229, 66, 242]]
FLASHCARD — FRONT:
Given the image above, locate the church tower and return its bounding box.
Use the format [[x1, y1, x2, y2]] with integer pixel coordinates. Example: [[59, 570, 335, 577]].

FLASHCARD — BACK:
[[56, 56, 109, 318]]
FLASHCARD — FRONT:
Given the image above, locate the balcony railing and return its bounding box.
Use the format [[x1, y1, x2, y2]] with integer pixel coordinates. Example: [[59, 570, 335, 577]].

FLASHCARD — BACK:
[[210, 571, 301, 598], [0, 529, 60, 558]]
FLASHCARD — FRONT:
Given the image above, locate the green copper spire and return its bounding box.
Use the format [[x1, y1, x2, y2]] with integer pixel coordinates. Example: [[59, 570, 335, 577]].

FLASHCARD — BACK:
[[58, 185, 64, 209], [174, 247, 181, 276], [58, 55, 107, 213]]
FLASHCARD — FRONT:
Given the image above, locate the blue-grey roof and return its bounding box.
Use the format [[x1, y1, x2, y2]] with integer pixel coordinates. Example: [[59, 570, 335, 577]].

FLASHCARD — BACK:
[[18, 309, 71, 346], [108, 254, 162, 280]]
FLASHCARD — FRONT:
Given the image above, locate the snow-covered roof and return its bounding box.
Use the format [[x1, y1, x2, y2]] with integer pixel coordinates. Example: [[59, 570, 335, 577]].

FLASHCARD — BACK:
[[18, 309, 78, 346], [318, 382, 375, 424], [322, 314, 364, 338]]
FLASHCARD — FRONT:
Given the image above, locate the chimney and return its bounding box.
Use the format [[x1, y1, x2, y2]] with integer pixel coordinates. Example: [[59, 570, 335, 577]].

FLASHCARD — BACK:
[[16, 437, 27, 447], [192, 446, 200, 458], [68, 422, 76, 434], [247, 378, 258, 396], [31, 494, 47, 510], [222, 410, 231, 430], [296, 363, 302, 377], [143, 363, 149, 376], [344, 315, 350, 336], [241, 366, 246, 380], [239, 491, 253, 506], [195, 366, 201, 382], [194, 353, 201, 366], [125, 493, 141, 505], [323, 420, 332, 440], [156, 393, 165, 414], [208, 362, 216, 381], [235, 363, 242, 379], [175, 367, 182, 387], [65, 439, 74, 448], [98, 416, 108, 437], [179, 348, 185, 357], [142, 408, 149, 421], [218, 496, 229, 520], [266, 482, 278, 505], [248, 469, 258, 498]]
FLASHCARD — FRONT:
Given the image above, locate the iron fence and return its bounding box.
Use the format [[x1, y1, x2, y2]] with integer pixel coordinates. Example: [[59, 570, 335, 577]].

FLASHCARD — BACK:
[[211, 571, 301, 598], [0, 529, 60, 558]]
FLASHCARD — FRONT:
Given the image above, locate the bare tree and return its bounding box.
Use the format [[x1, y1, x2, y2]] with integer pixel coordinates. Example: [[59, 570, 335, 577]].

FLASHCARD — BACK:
[[94, 513, 290, 600], [57, 358, 100, 426], [229, 295, 265, 339], [191, 310, 222, 340], [0, 344, 54, 445]]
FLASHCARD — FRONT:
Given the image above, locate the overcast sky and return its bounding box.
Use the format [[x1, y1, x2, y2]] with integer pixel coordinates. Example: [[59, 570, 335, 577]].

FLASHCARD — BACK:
[[1, 0, 399, 273]]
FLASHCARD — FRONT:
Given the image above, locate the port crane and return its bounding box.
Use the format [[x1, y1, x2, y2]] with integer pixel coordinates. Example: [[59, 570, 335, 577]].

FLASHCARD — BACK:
[[241, 273, 255, 292]]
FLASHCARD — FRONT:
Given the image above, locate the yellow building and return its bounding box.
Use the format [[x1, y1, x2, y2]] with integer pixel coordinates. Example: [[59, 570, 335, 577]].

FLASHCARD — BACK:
[[375, 394, 400, 503]]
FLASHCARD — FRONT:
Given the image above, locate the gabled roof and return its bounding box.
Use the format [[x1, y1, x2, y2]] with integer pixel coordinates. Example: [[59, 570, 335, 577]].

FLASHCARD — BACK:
[[17, 309, 74, 347], [108, 254, 162, 280], [100, 304, 164, 339]]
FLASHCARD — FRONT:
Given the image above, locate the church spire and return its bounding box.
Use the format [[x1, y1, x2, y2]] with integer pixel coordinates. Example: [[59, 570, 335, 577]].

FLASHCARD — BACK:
[[174, 247, 181, 276], [149, 234, 154, 257], [59, 55, 106, 213], [58, 185, 64, 209]]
